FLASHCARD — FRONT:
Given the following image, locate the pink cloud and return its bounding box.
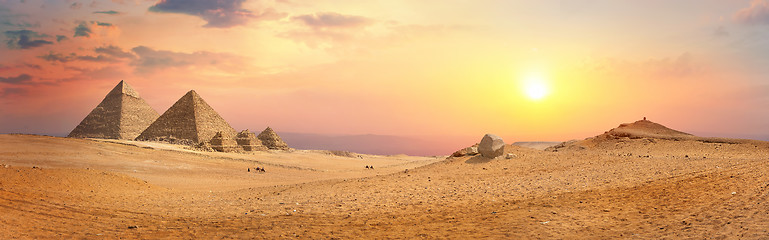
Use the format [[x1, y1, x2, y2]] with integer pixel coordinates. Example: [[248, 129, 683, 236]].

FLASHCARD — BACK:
[[734, 0, 769, 24]]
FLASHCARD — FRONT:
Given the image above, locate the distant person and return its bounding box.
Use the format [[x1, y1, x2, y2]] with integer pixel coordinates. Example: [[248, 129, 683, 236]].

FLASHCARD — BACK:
[[248, 168, 250, 172]]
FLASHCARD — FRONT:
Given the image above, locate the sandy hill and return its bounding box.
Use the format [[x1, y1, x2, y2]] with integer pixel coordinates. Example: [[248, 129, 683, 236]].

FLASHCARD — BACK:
[[601, 119, 693, 139], [3, 131, 769, 238], [547, 119, 763, 152]]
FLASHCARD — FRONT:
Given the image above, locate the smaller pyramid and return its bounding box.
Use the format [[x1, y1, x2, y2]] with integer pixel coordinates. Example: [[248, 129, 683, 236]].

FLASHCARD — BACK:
[[257, 127, 289, 150], [210, 131, 239, 152], [236, 130, 267, 151], [136, 90, 236, 144], [68, 80, 159, 140]]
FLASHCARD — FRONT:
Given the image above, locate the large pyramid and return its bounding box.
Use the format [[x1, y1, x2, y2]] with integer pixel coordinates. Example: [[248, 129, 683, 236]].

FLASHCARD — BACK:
[[136, 90, 236, 143], [68, 80, 160, 140]]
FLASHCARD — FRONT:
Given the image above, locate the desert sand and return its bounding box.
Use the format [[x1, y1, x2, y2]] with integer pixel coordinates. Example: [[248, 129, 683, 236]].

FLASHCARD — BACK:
[[2, 120, 769, 238]]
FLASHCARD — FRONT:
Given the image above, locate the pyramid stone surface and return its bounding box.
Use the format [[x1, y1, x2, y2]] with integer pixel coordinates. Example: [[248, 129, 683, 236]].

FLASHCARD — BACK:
[[210, 131, 239, 152], [236, 130, 267, 151], [68, 80, 159, 140], [257, 127, 289, 150], [136, 90, 236, 143]]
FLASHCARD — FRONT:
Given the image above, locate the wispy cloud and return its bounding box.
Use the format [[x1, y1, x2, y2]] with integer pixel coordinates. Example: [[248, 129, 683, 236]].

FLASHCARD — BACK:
[[4, 30, 53, 49], [734, 0, 769, 25], [0, 87, 27, 97], [0, 74, 32, 84], [131, 46, 246, 73], [292, 12, 372, 29], [73, 22, 92, 37], [148, 0, 285, 28], [93, 10, 121, 15], [69, 2, 82, 10], [95, 45, 135, 59]]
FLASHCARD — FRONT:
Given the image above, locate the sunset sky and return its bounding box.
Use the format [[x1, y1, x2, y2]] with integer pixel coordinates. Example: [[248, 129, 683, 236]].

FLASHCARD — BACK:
[[1, 0, 769, 155]]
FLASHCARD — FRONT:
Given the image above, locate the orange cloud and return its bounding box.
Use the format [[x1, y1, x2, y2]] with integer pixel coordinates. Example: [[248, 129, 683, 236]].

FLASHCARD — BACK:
[[734, 0, 769, 24]]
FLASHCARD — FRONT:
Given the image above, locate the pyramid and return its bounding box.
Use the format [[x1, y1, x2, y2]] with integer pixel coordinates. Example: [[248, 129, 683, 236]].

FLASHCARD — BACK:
[[236, 130, 268, 151], [68, 80, 159, 140], [257, 127, 289, 150], [136, 90, 237, 144], [210, 131, 240, 152]]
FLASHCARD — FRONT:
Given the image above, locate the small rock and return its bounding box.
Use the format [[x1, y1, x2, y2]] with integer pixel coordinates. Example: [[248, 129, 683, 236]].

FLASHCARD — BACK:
[[127, 226, 138, 229], [464, 146, 479, 155], [505, 153, 517, 159]]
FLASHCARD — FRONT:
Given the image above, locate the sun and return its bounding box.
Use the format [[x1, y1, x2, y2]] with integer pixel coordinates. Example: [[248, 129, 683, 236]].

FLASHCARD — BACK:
[[522, 74, 549, 101]]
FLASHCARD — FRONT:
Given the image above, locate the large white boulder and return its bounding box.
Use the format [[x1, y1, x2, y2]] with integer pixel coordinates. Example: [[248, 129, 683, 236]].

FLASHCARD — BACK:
[[478, 134, 505, 158]]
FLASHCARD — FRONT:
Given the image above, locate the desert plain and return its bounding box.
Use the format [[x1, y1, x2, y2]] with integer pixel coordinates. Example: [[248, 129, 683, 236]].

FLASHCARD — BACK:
[[2, 120, 769, 239]]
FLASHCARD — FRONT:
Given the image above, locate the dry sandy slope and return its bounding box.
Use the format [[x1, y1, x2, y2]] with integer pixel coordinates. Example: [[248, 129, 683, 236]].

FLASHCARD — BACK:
[[2, 131, 769, 238], [0, 135, 439, 191]]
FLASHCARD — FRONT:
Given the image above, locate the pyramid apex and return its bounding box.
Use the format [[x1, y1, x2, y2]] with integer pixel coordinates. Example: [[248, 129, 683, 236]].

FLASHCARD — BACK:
[[109, 80, 140, 98]]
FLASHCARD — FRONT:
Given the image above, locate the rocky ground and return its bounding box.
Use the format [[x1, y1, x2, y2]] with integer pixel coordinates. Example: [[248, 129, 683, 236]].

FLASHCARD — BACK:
[[2, 121, 769, 239]]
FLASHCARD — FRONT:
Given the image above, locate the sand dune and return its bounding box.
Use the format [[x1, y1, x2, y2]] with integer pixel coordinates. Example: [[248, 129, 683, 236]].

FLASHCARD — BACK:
[[2, 121, 769, 238]]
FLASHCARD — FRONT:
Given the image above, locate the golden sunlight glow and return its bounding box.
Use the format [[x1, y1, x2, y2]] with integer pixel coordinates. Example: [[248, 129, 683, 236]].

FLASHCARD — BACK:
[[522, 74, 549, 101]]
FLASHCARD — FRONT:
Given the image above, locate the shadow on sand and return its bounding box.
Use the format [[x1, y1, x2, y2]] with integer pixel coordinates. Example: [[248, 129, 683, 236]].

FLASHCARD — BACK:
[[465, 155, 492, 164]]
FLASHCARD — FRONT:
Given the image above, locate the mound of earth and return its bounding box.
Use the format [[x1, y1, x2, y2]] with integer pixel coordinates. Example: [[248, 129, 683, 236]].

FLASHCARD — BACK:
[[547, 119, 757, 152], [602, 119, 692, 140]]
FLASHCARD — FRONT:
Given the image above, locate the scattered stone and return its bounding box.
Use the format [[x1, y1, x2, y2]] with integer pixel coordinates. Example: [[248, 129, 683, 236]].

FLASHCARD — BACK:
[[127, 225, 138, 229], [450, 144, 479, 157], [505, 153, 517, 159], [465, 146, 479, 156], [478, 134, 505, 158]]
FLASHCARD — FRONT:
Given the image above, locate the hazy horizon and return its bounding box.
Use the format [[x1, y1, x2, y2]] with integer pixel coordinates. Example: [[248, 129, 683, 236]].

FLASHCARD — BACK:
[[2, 0, 769, 155]]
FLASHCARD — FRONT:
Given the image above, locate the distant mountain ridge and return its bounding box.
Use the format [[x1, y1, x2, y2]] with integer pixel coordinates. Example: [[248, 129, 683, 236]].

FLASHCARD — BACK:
[[278, 132, 462, 156]]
